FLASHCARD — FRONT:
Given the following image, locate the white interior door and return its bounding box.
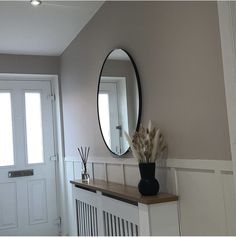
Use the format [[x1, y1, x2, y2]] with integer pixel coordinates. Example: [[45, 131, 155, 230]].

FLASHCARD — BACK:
[[0, 79, 59, 236], [99, 82, 121, 154], [100, 77, 129, 154]]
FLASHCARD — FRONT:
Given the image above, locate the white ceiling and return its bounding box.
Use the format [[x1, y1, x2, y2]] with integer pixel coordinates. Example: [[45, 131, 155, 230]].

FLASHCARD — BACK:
[[0, 1, 104, 56]]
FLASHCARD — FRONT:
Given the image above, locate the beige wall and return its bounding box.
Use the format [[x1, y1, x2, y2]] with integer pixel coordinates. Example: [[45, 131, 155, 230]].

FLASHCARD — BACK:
[[60, 1, 231, 160], [0, 54, 59, 74]]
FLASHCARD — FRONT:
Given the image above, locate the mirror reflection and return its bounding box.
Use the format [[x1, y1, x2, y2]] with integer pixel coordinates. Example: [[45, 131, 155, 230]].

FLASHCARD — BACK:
[[97, 49, 141, 156]]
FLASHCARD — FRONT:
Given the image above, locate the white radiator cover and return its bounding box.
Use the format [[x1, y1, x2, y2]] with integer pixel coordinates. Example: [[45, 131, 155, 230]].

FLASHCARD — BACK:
[[72, 185, 179, 236]]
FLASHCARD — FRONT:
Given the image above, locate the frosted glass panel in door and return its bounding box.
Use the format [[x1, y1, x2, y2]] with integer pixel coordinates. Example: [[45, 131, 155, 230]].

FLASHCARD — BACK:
[[25, 92, 44, 164], [98, 93, 111, 147], [0, 92, 14, 166]]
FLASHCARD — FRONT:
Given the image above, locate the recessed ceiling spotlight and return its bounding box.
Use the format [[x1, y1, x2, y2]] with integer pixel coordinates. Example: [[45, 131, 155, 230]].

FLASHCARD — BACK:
[[30, 0, 41, 7]]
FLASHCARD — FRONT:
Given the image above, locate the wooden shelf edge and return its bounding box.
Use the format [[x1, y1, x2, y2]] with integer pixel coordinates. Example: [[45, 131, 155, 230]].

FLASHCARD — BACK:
[[70, 179, 178, 205]]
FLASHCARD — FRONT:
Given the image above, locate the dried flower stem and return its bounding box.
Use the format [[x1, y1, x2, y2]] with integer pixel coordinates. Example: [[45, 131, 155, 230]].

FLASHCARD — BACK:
[[125, 120, 167, 163]]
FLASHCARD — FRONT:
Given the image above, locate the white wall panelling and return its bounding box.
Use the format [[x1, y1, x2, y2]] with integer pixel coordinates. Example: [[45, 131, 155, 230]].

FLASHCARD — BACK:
[[93, 163, 106, 181], [65, 161, 74, 235], [65, 157, 236, 235], [106, 164, 124, 184], [177, 169, 226, 235], [124, 165, 140, 187], [221, 171, 236, 235]]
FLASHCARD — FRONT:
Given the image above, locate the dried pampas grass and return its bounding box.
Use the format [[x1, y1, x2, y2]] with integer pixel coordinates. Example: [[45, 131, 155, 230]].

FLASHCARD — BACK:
[[124, 120, 167, 163]]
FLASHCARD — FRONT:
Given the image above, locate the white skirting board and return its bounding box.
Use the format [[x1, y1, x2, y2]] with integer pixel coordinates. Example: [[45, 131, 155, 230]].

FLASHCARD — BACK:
[[65, 156, 236, 236]]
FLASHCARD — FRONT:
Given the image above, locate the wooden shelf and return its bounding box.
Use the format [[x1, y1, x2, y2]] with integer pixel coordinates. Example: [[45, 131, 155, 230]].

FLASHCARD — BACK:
[[70, 179, 178, 205]]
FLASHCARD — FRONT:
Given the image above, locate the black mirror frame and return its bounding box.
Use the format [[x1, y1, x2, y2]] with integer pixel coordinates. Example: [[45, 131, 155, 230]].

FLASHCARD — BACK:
[[97, 48, 142, 157]]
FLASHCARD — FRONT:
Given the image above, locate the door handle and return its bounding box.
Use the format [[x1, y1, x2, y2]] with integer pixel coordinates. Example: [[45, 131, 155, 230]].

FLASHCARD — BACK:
[[116, 125, 122, 137]]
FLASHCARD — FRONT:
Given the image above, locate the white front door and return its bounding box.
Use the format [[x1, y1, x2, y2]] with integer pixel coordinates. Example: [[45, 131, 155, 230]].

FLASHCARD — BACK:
[[0, 79, 59, 236]]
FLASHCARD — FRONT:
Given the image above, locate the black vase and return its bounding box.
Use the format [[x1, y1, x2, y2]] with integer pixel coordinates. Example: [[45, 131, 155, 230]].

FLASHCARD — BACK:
[[138, 163, 159, 196]]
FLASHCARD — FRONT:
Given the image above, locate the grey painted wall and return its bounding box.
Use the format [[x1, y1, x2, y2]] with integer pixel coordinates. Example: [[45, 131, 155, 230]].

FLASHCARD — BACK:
[[0, 54, 59, 74], [60, 1, 231, 160]]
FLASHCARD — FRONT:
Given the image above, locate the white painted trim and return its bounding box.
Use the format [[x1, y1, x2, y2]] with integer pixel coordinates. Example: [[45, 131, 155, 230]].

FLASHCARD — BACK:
[[0, 73, 58, 81], [166, 159, 233, 172], [65, 155, 138, 165], [65, 156, 233, 172], [218, 1, 236, 195], [138, 203, 150, 236], [51, 76, 67, 235]]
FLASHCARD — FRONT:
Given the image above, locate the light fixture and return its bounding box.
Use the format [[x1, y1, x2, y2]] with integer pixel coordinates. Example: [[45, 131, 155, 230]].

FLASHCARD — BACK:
[[30, 0, 41, 7]]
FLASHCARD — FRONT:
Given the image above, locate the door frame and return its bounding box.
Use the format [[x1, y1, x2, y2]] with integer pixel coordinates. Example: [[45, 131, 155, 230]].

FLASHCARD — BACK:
[[218, 2, 236, 196], [0, 73, 66, 235]]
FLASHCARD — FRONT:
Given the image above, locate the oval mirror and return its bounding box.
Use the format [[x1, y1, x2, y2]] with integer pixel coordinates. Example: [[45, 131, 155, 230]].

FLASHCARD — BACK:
[[97, 49, 142, 156]]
